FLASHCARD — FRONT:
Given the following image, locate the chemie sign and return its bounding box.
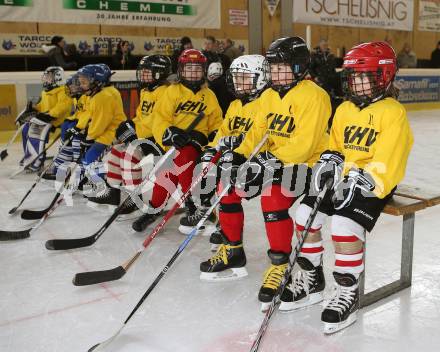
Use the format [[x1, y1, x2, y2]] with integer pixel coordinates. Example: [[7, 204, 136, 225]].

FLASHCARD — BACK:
[[293, 0, 414, 31], [0, 0, 220, 28]]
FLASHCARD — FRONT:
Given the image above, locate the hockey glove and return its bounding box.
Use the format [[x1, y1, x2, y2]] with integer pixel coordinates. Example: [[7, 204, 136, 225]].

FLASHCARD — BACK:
[[218, 149, 246, 186], [332, 168, 375, 210], [162, 126, 190, 149], [35, 112, 55, 124], [312, 150, 344, 193], [218, 133, 245, 151], [64, 126, 83, 141], [116, 120, 137, 144], [200, 147, 218, 163]]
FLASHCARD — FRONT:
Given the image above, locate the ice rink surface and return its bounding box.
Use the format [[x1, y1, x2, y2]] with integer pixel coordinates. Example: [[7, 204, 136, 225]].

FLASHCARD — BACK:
[[1, 110, 439, 352]]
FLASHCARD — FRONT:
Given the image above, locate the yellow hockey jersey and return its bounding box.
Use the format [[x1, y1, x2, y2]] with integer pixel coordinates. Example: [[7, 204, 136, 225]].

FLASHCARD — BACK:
[[73, 95, 90, 130], [35, 85, 73, 127], [210, 97, 260, 147], [132, 85, 168, 139], [153, 83, 223, 150], [86, 86, 127, 145], [329, 98, 414, 198], [235, 80, 331, 166]]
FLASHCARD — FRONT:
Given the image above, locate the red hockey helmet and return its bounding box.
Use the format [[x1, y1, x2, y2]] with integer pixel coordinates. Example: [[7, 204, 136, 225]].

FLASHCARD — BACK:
[[178, 49, 207, 90], [342, 41, 397, 107]]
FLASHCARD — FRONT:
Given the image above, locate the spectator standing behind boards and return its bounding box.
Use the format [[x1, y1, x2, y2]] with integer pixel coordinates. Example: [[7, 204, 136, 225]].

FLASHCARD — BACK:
[[42, 36, 77, 70], [397, 43, 417, 68], [309, 38, 339, 96], [206, 61, 235, 116], [222, 38, 242, 62], [203, 35, 231, 71], [112, 40, 135, 70], [431, 41, 440, 68], [171, 36, 193, 73]]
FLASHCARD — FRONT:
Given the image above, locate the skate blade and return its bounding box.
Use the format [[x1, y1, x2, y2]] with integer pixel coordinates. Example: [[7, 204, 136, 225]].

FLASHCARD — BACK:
[[200, 267, 248, 282], [279, 292, 323, 312], [178, 224, 205, 236], [323, 311, 357, 334], [86, 201, 117, 214]]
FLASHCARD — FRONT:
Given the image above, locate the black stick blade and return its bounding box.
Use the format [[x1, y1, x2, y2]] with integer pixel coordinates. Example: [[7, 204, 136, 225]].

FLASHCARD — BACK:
[[73, 266, 126, 286], [0, 150, 7, 161], [88, 343, 100, 352], [8, 206, 19, 215], [45, 235, 97, 250], [0, 229, 31, 241], [21, 208, 47, 220]]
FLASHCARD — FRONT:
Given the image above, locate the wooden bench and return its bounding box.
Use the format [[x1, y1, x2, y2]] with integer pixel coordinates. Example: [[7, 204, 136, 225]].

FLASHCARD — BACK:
[[359, 184, 440, 308]]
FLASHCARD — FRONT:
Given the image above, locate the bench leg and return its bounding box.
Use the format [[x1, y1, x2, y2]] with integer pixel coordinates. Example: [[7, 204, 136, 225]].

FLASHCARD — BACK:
[[360, 212, 415, 308]]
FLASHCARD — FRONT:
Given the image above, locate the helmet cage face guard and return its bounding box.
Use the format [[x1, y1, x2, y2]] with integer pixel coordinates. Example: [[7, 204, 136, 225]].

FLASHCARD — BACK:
[[178, 62, 206, 89], [78, 73, 101, 96], [226, 68, 259, 99], [342, 67, 389, 107], [136, 67, 155, 88], [42, 70, 61, 91], [65, 76, 82, 99]]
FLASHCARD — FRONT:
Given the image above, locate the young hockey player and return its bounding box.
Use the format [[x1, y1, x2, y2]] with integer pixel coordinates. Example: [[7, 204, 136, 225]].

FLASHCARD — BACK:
[[199, 37, 332, 312], [279, 42, 414, 334], [87, 55, 171, 216], [131, 49, 223, 232], [65, 64, 126, 185], [21, 66, 73, 171], [179, 54, 270, 242]]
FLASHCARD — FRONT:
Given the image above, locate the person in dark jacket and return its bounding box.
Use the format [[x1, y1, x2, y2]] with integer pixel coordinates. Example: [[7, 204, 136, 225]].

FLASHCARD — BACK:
[[431, 41, 440, 68], [42, 36, 77, 70], [112, 40, 135, 70], [206, 61, 234, 116]]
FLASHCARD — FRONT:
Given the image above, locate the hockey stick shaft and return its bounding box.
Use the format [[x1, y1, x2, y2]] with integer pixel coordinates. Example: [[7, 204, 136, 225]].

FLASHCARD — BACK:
[[10, 132, 61, 179], [249, 181, 331, 352], [46, 112, 206, 251], [8, 136, 74, 215], [87, 135, 269, 351], [0, 124, 25, 161], [73, 151, 222, 284]]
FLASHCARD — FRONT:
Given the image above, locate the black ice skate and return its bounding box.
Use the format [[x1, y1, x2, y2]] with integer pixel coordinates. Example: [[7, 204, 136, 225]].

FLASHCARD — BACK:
[[87, 186, 120, 212], [178, 203, 217, 235], [321, 272, 359, 334], [209, 224, 223, 252], [279, 256, 325, 312], [258, 250, 289, 312], [200, 235, 247, 282]]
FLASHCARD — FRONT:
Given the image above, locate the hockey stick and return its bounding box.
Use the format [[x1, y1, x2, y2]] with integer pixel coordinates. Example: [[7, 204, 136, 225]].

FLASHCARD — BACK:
[[45, 111, 206, 251], [0, 124, 25, 161], [73, 150, 222, 285], [9, 132, 61, 179], [0, 196, 65, 241], [8, 135, 74, 215], [87, 135, 269, 352], [248, 180, 331, 352]]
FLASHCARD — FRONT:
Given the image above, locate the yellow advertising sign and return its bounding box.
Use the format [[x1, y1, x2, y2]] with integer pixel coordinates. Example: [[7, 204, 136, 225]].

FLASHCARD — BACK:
[[0, 84, 17, 131]]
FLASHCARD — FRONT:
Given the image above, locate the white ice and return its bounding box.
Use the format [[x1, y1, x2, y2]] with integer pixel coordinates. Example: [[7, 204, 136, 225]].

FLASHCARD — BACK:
[[0, 110, 440, 352]]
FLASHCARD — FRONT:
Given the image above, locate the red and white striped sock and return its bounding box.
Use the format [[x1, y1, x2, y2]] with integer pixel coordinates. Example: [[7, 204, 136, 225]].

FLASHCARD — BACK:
[[331, 215, 365, 279]]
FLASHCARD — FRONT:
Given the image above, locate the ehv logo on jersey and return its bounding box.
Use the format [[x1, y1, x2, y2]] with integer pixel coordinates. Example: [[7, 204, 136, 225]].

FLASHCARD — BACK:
[[175, 100, 207, 114], [266, 112, 295, 137], [344, 125, 379, 152], [228, 116, 253, 132], [141, 100, 155, 114]]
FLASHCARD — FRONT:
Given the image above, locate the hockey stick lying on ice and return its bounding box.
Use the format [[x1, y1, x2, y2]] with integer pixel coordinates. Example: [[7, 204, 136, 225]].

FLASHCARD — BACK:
[[0, 196, 65, 241], [73, 150, 222, 285], [45, 111, 206, 251], [8, 135, 74, 215], [9, 132, 61, 179], [0, 124, 25, 161], [248, 180, 332, 352], [86, 134, 269, 352]]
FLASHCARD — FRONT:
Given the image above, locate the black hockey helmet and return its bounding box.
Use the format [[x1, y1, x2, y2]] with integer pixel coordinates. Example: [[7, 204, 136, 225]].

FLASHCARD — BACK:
[[265, 36, 310, 93], [136, 55, 171, 90]]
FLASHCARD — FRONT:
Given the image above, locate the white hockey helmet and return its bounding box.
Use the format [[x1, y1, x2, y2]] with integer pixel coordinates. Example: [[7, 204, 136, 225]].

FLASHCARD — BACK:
[[227, 55, 269, 99], [207, 61, 223, 81], [42, 66, 65, 91]]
